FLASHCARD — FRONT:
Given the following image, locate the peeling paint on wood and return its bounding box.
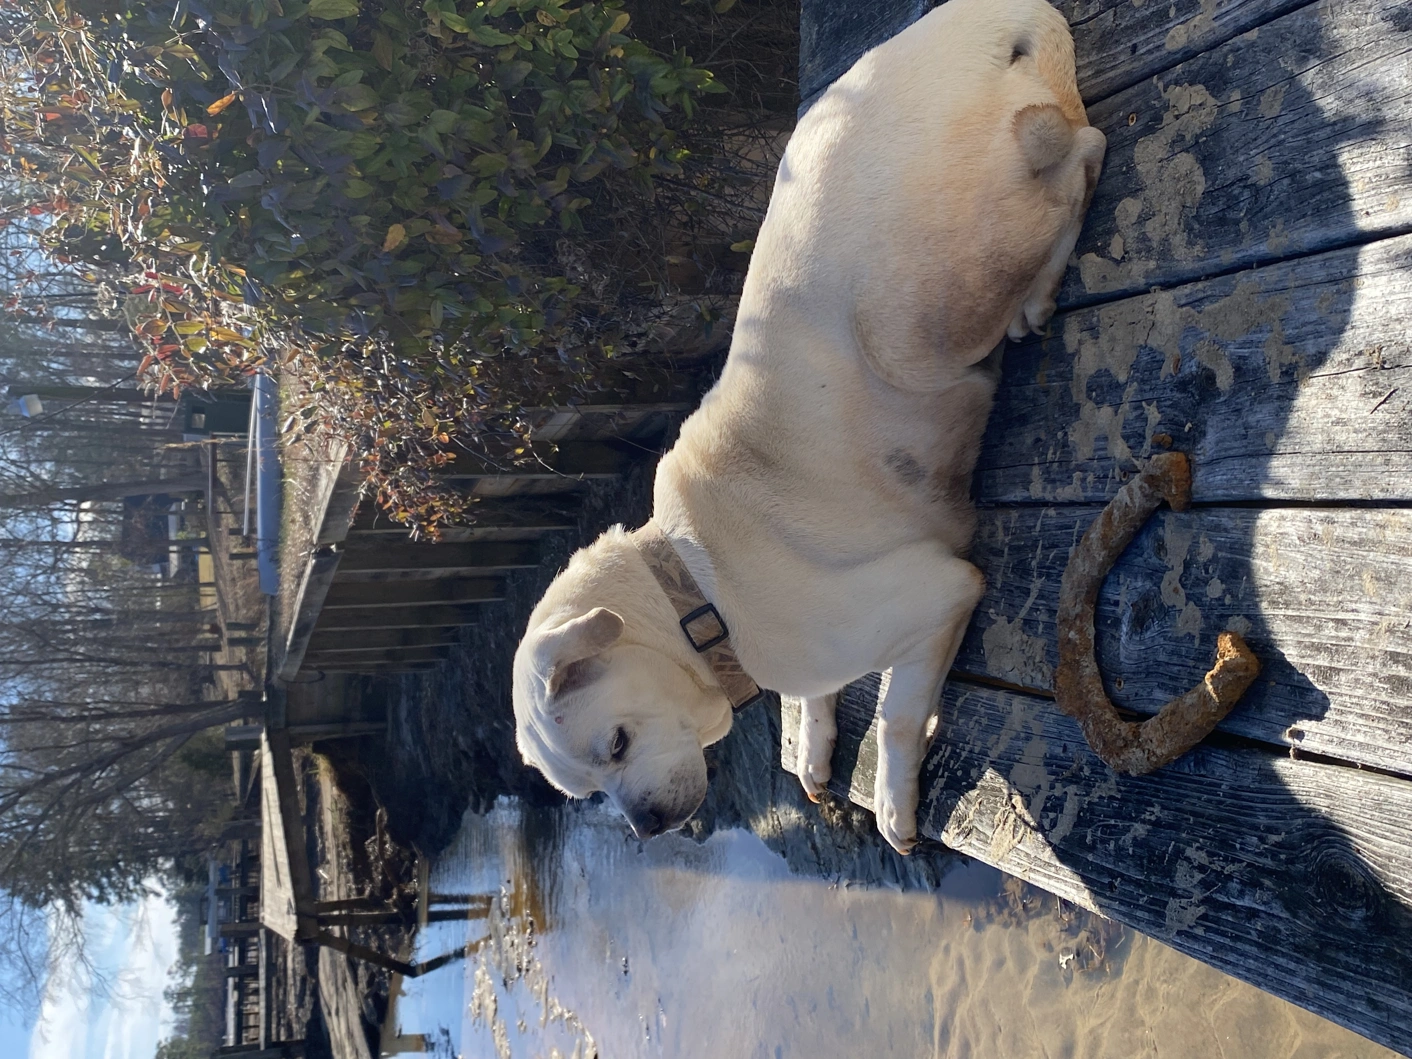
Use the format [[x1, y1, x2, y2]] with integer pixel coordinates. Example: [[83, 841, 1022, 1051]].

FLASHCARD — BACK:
[[1062, 0, 1412, 306], [977, 233, 1412, 503]]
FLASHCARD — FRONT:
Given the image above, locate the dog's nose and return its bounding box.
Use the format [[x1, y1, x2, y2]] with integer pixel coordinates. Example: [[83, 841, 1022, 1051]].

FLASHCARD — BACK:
[[627, 809, 664, 840]]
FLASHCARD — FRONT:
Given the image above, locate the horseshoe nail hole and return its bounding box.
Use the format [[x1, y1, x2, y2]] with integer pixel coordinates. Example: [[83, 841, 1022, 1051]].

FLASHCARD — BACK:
[[1114, 677, 1125, 691], [1128, 112, 1138, 125]]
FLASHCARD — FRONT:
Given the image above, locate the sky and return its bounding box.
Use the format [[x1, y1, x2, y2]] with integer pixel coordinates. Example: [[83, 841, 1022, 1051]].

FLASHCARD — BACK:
[[3, 890, 181, 1059]]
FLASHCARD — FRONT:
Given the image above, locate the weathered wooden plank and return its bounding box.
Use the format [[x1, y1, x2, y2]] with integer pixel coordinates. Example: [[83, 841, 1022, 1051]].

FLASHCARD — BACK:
[[779, 681, 1412, 1056], [321, 578, 504, 609], [313, 661, 440, 673], [957, 504, 1412, 775], [304, 627, 461, 652], [337, 540, 539, 574], [277, 545, 341, 684], [799, 0, 1313, 110], [1061, 0, 1412, 307], [430, 440, 638, 480], [798, 0, 930, 110], [302, 647, 450, 666], [1065, 0, 1310, 103], [977, 233, 1412, 503], [313, 605, 479, 631]]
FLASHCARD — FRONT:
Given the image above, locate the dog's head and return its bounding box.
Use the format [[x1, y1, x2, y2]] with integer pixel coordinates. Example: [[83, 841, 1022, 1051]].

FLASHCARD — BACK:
[[513, 598, 732, 839]]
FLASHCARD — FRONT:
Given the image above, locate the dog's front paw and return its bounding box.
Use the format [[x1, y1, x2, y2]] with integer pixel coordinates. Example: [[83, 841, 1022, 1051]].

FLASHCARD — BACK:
[[1007, 294, 1056, 340], [872, 770, 919, 855], [795, 695, 837, 803]]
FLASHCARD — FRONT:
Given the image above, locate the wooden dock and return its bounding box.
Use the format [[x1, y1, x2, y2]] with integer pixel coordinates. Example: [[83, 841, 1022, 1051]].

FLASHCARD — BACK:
[[786, 0, 1412, 1054], [270, 369, 704, 680]]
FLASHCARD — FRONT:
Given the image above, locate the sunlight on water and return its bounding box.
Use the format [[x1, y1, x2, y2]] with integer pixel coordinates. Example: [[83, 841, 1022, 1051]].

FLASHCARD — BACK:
[[383, 799, 1394, 1059]]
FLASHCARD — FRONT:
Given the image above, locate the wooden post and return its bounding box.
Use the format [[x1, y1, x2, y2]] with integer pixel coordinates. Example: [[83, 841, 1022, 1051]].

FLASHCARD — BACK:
[[336, 540, 539, 574], [213, 1044, 305, 1058], [320, 577, 505, 608], [311, 931, 462, 979], [218, 922, 261, 939], [311, 604, 480, 631], [257, 929, 269, 1050]]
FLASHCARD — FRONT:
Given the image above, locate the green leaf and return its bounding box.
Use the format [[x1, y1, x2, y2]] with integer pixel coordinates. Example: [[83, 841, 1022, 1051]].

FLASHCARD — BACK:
[[344, 179, 375, 197], [372, 30, 398, 70], [474, 26, 516, 46], [471, 153, 508, 177], [427, 109, 458, 134], [496, 61, 533, 88], [308, 0, 360, 18], [336, 84, 381, 111]]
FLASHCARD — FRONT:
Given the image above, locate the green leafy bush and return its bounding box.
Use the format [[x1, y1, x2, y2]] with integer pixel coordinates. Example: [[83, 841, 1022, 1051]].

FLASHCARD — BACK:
[[11, 0, 717, 355], [0, 0, 786, 529]]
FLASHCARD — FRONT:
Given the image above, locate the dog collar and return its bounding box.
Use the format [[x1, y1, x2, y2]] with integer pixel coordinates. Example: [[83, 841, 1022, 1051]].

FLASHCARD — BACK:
[[631, 520, 765, 711]]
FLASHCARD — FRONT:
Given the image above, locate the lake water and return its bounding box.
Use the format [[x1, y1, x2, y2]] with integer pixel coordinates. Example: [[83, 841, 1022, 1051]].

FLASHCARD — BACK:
[[382, 799, 1393, 1059]]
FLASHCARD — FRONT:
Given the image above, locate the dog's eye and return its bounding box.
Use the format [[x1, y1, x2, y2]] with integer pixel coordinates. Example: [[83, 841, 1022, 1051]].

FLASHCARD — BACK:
[[609, 726, 630, 761]]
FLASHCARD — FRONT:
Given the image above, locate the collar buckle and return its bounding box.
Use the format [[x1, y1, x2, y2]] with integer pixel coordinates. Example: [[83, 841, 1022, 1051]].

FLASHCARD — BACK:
[[679, 602, 729, 653]]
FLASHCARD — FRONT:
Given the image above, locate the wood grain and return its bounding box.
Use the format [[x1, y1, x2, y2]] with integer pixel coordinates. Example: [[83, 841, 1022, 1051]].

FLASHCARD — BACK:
[[798, 0, 932, 111], [335, 540, 539, 574], [780, 682, 1412, 1057], [1061, 0, 1412, 306], [976, 233, 1412, 504], [800, 0, 1317, 109], [1064, 0, 1312, 103]]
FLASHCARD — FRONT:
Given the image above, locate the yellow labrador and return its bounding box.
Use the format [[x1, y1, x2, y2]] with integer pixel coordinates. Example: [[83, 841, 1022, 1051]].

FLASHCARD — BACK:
[[513, 0, 1104, 852]]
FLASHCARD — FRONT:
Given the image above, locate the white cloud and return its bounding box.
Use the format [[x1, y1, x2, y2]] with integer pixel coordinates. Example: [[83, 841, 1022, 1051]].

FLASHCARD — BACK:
[[29, 887, 180, 1059]]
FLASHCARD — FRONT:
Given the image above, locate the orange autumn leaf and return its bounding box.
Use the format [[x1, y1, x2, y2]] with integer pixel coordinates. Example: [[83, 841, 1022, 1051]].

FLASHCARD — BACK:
[[206, 92, 238, 116]]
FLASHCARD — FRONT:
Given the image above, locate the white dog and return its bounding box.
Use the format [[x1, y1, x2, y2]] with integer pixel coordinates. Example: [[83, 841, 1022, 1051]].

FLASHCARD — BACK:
[[513, 0, 1105, 853]]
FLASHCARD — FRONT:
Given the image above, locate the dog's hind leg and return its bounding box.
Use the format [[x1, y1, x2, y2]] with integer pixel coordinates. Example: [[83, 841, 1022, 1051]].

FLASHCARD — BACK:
[[873, 555, 986, 854], [795, 692, 839, 802]]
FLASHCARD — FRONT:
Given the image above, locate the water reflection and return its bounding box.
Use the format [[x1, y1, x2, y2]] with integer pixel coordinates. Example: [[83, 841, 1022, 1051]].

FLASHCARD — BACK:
[[386, 799, 1393, 1059]]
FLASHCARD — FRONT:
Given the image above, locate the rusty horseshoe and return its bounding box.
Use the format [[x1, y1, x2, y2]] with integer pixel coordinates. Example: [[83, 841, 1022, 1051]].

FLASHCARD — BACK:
[[1054, 452, 1261, 775]]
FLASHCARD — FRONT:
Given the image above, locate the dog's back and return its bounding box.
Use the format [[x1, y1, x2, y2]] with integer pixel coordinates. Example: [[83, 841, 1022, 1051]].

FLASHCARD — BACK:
[[661, 0, 1099, 559]]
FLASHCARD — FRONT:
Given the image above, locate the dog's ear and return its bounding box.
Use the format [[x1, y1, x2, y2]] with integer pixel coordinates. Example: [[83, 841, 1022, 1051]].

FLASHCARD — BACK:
[[534, 607, 624, 697]]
